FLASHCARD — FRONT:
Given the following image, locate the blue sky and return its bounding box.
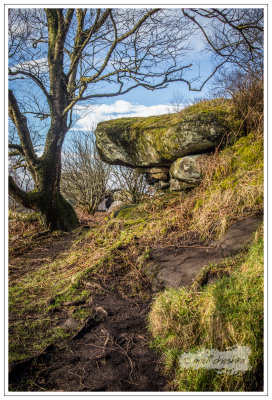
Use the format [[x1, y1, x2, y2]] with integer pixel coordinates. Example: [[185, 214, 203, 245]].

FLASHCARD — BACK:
[[70, 59, 214, 136], [69, 49, 215, 135], [68, 22, 216, 133], [8, 7, 223, 146]]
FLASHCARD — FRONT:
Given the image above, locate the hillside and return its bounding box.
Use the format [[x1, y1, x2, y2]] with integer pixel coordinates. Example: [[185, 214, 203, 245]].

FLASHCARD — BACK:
[[8, 100, 263, 392]]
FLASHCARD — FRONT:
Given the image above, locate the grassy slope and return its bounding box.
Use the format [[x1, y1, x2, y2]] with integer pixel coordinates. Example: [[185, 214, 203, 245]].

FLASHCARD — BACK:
[[148, 233, 263, 391], [9, 110, 263, 391], [146, 130, 264, 391]]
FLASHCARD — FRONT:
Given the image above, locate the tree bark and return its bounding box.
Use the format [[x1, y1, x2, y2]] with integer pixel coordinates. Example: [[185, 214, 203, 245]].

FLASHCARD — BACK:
[[9, 108, 79, 231], [9, 168, 79, 232], [9, 177, 79, 231], [37, 191, 79, 231]]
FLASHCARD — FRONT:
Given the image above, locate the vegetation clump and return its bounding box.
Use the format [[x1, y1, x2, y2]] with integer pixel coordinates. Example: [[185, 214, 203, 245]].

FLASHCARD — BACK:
[[189, 130, 263, 239]]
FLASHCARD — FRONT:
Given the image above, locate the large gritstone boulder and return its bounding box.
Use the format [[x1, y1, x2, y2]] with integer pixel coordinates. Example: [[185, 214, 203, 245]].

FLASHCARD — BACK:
[[95, 100, 237, 168], [169, 155, 203, 190], [95, 99, 241, 191]]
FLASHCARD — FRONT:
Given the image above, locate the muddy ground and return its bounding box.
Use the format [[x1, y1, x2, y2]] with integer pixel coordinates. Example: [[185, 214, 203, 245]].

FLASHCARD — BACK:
[[8, 214, 262, 392], [9, 286, 166, 392], [9, 214, 167, 392]]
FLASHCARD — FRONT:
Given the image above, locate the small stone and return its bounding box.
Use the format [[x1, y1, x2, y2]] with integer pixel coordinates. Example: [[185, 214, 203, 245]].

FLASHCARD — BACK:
[[60, 318, 80, 331], [95, 306, 108, 319], [150, 172, 168, 181], [83, 281, 103, 291], [71, 275, 78, 284], [149, 167, 169, 174], [108, 201, 124, 213], [159, 181, 170, 190], [170, 179, 193, 191]]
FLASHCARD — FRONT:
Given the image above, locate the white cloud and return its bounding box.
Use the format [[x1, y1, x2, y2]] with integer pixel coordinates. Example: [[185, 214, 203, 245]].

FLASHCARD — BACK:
[[74, 100, 184, 131], [10, 57, 48, 73]]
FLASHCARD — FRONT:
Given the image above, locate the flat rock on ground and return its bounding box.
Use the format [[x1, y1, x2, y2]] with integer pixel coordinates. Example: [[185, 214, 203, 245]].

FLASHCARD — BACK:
[[150, 215, 263, 289]]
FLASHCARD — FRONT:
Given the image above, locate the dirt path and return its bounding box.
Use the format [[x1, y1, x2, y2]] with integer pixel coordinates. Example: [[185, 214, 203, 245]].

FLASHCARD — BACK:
[[35, 295, 164, 391], [9, 231, 76, 283], [9, 281, 166, 392], [9, 216, 167, 392], [9, 214, 262, 392]]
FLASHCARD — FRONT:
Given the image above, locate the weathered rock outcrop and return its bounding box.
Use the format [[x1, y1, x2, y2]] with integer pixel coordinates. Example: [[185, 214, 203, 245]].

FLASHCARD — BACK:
[[148, 215, 263, 289], [95, 99, 240, 191], [170, 155, 202, 183]]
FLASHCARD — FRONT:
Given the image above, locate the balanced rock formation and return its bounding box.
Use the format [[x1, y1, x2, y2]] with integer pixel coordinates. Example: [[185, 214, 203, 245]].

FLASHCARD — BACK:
[[95, 99, 239, 191]]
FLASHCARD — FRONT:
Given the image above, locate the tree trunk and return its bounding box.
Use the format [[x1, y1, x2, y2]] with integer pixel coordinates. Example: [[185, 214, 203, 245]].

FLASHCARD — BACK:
[[38, 191, 79, 231], [35, 144, 80, 231], [9, 175, 79, 232], [9, 123, 80, 232], [36, 119, 80, 231]]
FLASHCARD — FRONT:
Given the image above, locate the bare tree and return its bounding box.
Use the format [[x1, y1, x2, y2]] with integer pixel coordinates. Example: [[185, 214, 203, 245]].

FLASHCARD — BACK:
[[8, 8, 263, 230], [214, 69, 263, 135], [182, 8, 263, 78], [167, 90, 189, 114], [7, 8, 194, 230], [61, 132, 111, 215], [111, 166, 149, 204]]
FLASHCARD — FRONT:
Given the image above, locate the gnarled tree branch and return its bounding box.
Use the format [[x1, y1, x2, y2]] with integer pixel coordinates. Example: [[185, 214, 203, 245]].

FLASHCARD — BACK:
[[9, 69, 51, 103], [8, 89, 37, 175], [9, 175, 39, 210], [8, 143, 24, 155]]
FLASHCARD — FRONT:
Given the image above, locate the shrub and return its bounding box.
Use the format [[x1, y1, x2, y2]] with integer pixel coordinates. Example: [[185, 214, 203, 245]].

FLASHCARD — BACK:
[[215, 70, 263, 136]]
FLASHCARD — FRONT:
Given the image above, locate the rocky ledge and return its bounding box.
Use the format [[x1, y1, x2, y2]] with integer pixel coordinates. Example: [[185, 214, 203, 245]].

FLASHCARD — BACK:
[[95, 99, 240, 191]]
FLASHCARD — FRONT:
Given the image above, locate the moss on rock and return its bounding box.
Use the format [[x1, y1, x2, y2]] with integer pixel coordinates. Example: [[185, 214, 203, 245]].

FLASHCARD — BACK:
[[95, 99, 242, 168]]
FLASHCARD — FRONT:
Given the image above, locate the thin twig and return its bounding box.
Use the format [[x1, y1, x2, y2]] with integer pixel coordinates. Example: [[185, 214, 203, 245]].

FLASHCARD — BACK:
[[113, 341, 134, 384], [32, 382, 47, 391]]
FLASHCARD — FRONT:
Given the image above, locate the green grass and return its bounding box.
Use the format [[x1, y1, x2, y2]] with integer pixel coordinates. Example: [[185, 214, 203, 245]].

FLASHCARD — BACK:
[[148, 232, 264, 392], [8, 228, 98, 363], [9, 210, 40, 222], [8, 213, 152, 363]]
